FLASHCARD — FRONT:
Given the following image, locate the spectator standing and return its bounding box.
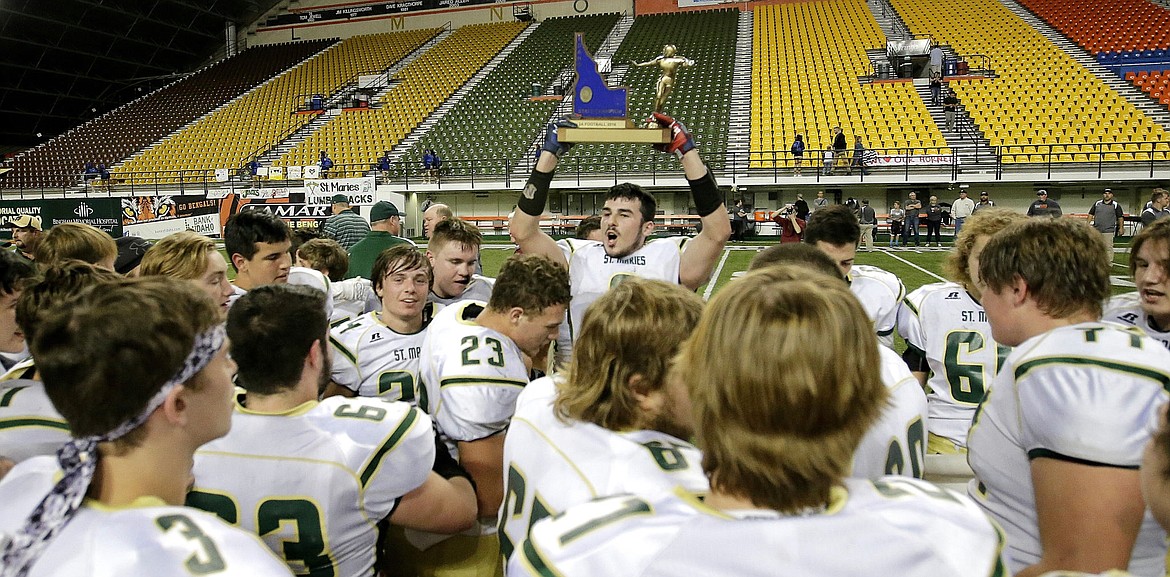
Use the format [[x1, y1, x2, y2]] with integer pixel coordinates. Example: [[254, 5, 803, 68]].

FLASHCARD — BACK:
[[929, 71, 943, 106], [1142, 188, 1170, 226], [729, 199, 750, 242], [811, 189, 829, 213], [858, 199, 878, 251], [772, 204, 805, 243], [791, 134, 806, 176], [904, 192, 923, 246], [98, 163, 111, 189], [822, 146, 835, 176], [431, 151, 442, 182], [247, 158, 260, 182], [973, 190, 995, 212], [794, 193, 810, 220], [924, 195, 944, 246], [832, 127, 848, 174], [951, 189, 975, 238], [319, 150, 334, 178], [887, 201, 905, 247], [422, 149, 436, 183], [345, 201, 413, 280], [848, 135, 869, 176], [376, 151, 391, 176], [1089, 187, 1124, 262], [929, 44, 944, 77], [82, 162, 99, 183], [322, 194, 371, 251], [1026, 189, 1062, 217], [943, 89, 959, 132]]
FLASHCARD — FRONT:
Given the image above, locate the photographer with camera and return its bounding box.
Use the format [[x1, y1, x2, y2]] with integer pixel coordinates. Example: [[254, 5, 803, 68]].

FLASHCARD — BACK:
[[772, 203, 805, 243]]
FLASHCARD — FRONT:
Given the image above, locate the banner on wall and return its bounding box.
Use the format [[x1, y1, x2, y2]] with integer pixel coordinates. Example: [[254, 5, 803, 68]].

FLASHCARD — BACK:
[[304, 177, 376, 206], [122, 196, 222, 238], [0, 199, 122, 236], [260, 0, 520, 28], [869, 154, 960, 166]]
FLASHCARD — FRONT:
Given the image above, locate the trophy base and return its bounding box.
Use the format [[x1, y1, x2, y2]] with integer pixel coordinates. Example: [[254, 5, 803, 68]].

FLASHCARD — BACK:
[[559, 118, 670, 143]]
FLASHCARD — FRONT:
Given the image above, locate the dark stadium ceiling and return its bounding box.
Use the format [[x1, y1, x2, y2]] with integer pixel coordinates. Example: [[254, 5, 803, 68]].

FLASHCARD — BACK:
[[0, 0, 284, 149]]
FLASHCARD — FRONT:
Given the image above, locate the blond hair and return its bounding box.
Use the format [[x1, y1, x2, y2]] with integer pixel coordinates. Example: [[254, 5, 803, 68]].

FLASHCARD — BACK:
[[943, 209, 1027, 289], [140, 231, 217, 280], [978, 217, 1109, 319], [679, 265, 886, 513], [35, 223, 118, 268], [555, 278, 703, 430]]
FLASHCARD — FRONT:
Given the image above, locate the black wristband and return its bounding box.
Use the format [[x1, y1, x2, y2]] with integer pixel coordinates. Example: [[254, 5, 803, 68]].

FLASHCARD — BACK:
[[518, 169, 554, 217], [688, 169, 723, 217], [432, 433, 477, 492]]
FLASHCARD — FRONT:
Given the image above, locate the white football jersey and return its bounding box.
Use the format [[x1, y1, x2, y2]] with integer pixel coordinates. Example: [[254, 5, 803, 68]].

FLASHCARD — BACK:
[[190, 397, 433, 577], [419, 301, 528, 452], [329, 312, 429, 406], [563, 238, 686, 360], [899, 282, 1009, 447], [967, 322, 1170, 575], [499, 377, 708, 562], [0, 356, 35, 381], [427, 275, 495, 308], [509, 477, 1007, 577], [853, 345, 929, 479], [0, 456, 293, 577], [849, 264, 905, 349], [0, 379, 70, 463], [330, 277, 382, 325], [1104, 292, 1170, 351]]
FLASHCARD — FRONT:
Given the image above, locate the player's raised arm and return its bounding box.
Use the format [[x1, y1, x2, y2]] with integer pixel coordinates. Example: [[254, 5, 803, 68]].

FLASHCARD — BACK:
[[510, 121, 577, 266], [648, 113, 731, 290]]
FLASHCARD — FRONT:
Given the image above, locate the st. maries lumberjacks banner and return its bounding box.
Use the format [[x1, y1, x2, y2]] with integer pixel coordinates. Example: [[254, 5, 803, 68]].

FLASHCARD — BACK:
[[259, 0, 509, 29]]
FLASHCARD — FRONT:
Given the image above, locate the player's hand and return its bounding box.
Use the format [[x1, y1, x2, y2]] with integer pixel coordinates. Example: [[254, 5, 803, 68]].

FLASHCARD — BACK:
[[542, 118, 578, 158], [648, 112, 696, 157]]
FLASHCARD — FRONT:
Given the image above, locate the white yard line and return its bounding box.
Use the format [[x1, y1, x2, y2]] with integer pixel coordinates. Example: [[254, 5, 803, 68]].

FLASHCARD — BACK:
[[703, 249, 732, 300], [880, 250, 946, 283]]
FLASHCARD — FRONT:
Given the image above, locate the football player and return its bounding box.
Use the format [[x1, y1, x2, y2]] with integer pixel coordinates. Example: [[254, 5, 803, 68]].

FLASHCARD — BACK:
[[898, 209, 1026, 454], [326, 246, 435, 403], [803, 205, 905, 348], [749, 244, 927, 479], [509, 114, 730, 361], [408, 254, 569, 575], [33, 222, 117, 270], [0, 277, 293, 576], [427, 218, 494, 307], [189, 284, 476, 577], [1104, 217, 1170, 350], [139, 231, 235, 317], [0, 250, 36, 377], [510, 265, 1006, 577], [498, 277, 707, 562], [224, 209, 292, 298], [968, 217, 1170, 576]]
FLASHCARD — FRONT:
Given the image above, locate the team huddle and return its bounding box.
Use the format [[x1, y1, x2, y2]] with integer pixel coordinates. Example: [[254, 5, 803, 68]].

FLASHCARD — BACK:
[[1, 115, 1170, 577]]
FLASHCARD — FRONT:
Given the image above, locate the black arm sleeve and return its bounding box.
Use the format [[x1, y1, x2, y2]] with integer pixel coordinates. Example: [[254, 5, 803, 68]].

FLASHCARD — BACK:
[[432, 430, 477, 493], [901, 343, 930, 373], [688, 169, 723, 217]]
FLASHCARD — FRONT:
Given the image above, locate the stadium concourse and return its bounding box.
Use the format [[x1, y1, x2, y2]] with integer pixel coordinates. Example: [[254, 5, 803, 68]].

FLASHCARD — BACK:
[[3, 0, 1170, 576]]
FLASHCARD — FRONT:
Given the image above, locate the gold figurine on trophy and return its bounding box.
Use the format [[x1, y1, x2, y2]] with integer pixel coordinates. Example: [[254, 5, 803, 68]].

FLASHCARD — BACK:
[[632, 45, 695, 114]]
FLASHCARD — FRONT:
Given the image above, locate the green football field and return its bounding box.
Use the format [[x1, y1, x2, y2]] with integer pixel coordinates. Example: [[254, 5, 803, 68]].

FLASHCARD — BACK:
[[477, 241, 1136, 300]]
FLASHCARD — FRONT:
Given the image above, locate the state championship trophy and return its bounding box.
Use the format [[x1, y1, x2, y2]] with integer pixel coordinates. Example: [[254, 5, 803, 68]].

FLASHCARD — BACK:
[[557, 34, 672, 144]]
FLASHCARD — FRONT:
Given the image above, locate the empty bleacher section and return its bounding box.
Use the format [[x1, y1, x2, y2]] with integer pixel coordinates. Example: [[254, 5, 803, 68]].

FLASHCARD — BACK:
[[750, 0, 946, 169], [1129, 70, 1170, 107], [273, 22, 528, 173], [890, 0, 1170, 161], [403, 14, 620, 178], [116, 30, 439, 184], [2, 39, 334, 190], [557, 9, 738, 172], [1017, 0, 1170, 60]]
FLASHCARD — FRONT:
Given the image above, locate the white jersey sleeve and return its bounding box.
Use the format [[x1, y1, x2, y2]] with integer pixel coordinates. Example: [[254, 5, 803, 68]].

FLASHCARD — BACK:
[[0, 379, 71, 463], [420, 302, 528, 444], [849, 265, 905, 349], [898, 282, 1008, 448], [1104, 292, 1170, 351], [287, 266, 335, 320], [190, 398, 433, 577], [0, 457, 293, 577], [499, 376, 708, 562], [852, 346, 928, 479], [510, 478, 1007, 577], [329, 312, 428, 404], [967, 322, 1170, 574]]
